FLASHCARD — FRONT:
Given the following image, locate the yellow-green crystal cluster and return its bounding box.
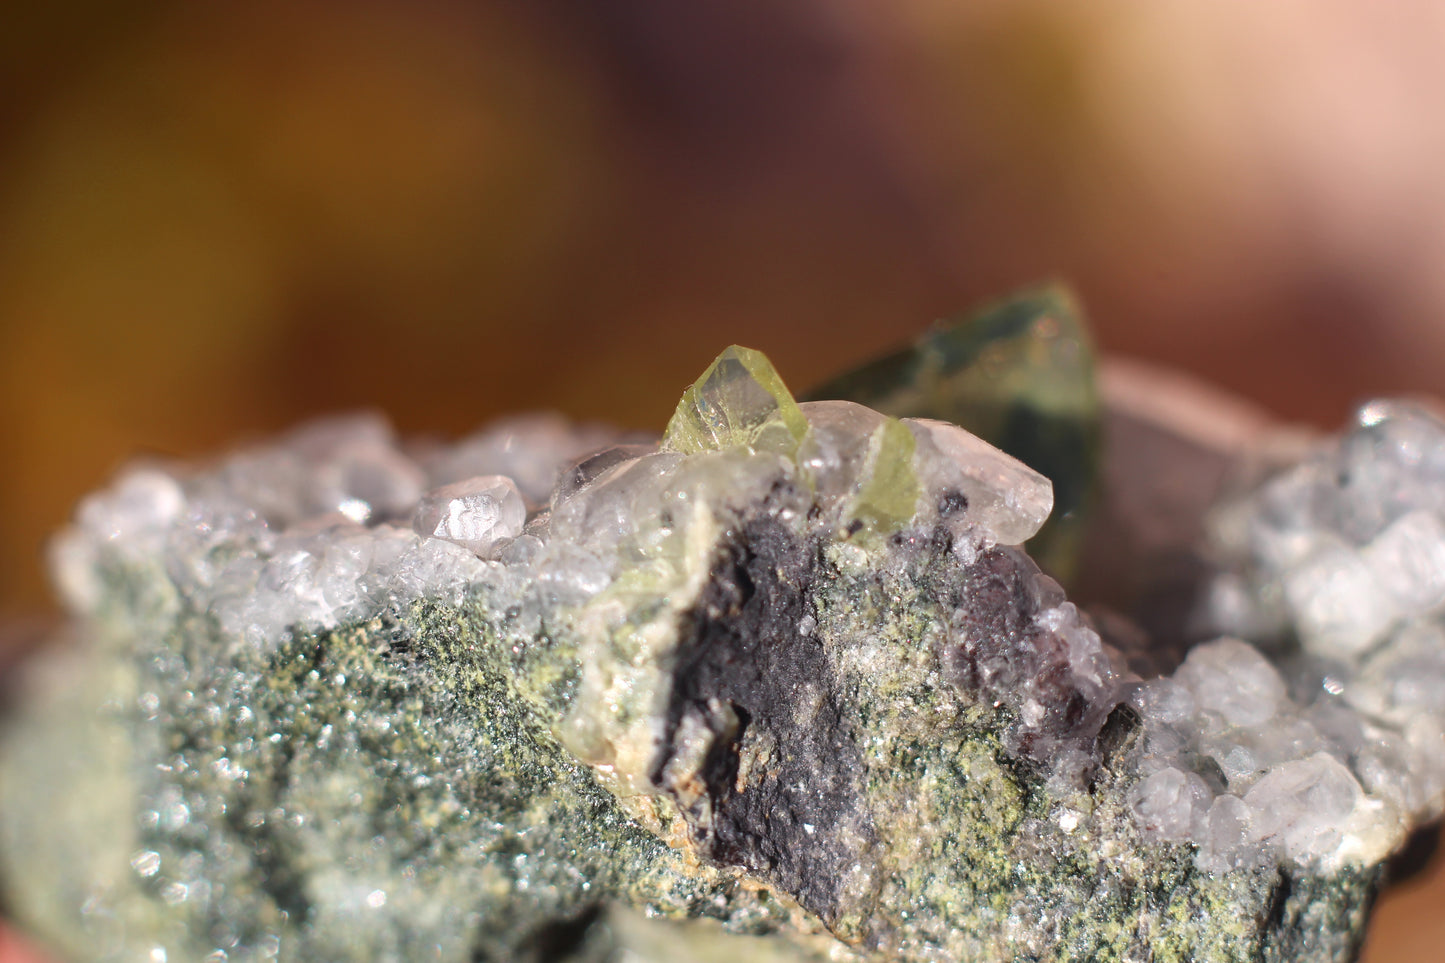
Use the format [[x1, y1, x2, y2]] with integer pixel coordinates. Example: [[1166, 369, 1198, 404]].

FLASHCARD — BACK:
[[666, 345, 920, 534]]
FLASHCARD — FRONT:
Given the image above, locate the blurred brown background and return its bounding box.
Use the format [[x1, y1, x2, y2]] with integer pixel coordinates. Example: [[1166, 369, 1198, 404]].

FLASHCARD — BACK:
[[4, 1, 1445, 960]]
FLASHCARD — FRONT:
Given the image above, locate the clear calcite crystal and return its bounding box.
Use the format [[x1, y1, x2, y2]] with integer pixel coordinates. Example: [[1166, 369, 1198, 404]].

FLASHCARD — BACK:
[[794, 401, 920, 533], [905, 417, 1054, 548], [4, 346, 1438, 963], [410, 475, 526, 556]]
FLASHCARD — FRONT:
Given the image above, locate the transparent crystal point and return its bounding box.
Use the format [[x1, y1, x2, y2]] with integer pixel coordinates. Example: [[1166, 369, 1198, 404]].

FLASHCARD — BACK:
[[905, 418, 1053, 546], [663, 346, 808, 455], [412, 475, 526, 556]]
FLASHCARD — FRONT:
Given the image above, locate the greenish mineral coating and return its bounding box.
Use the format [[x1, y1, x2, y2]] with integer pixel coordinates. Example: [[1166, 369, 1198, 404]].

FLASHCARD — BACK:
[[804, 283, 1100, 580], [0, 345, 1392, 963]]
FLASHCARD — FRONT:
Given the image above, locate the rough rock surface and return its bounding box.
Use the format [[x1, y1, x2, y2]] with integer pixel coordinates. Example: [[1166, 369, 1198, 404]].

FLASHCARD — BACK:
[[2, 348, 1439, 962]]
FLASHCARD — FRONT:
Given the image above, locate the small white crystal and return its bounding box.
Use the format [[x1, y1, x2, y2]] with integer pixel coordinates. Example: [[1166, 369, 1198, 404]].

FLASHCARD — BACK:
[[308, 443, 426, 525], [1132, 678, 1197, 727], [50, 467, 190, 612], [412, 476, 527, 557], [1239, 472, 1323, 569], [1244, 753, 1361, 863], [213, 449, 306, 526], [1283, 539, 1396, 659], [1196, 794, 1256, 873], [1174, 638, 1286, 729], [1199, 717, 1326, 790], [1336, 400, 1445, 541], [1362, 510, 1445, 616], [215, 413, 428, 528], [1352, 728, 1430, 815], [1130, 767, 1211, 842], [1201, 571, 1288, 642], [380, 529, 488, 606], [77, 467, 186, 544]]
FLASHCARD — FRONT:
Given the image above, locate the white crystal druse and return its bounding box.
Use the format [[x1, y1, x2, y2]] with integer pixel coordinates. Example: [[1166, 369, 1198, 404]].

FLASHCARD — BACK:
[[51, 413, 618, 647], [1124, 400, 1445, 872]]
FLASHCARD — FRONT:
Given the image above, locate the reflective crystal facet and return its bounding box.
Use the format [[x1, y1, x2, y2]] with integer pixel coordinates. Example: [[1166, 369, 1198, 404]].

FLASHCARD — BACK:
[[663, 345, 809, 455], [905, 417, 1054, 546], [412, 475, 528, 556], [796, 401, 919, 532]]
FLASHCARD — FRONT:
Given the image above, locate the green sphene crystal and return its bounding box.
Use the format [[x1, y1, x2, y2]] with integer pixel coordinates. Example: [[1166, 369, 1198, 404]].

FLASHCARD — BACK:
[[664, 345, 810, 455], [847, 415, 919, 535], [804, 283, 1099, 581], [663, 346, 923, 537]]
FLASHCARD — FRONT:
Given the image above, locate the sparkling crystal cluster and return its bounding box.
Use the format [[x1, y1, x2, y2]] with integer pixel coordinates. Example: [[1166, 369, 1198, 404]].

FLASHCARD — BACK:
[[1, 346, 1428, 963], [1124, 400, 1445, 872], [51, 413, 615, 647]]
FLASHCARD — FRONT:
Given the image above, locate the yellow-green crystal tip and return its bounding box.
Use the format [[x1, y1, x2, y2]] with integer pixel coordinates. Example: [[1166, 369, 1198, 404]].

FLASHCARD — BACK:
[[663, 345, 808, 455]]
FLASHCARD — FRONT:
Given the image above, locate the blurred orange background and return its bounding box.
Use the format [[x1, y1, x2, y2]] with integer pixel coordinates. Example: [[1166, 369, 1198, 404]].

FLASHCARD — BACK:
[[4, 1, 1445, 960]]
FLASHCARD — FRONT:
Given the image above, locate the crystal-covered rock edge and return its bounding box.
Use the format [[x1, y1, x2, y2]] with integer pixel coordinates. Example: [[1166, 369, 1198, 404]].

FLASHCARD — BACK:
[[7, 348, 1443, 962]]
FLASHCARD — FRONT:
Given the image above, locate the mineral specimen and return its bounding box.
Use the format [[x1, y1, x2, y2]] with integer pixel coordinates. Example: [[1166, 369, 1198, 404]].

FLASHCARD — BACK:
[[2, 343, 1442, 963]]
